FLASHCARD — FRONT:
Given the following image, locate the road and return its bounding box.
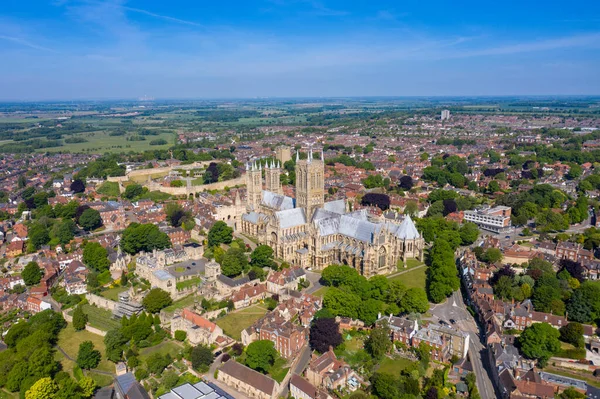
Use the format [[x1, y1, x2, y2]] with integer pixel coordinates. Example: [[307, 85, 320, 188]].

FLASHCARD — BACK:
[[279, 344, 312, 397], [429, 291, 496, 399], [305, 271, 323, 294]]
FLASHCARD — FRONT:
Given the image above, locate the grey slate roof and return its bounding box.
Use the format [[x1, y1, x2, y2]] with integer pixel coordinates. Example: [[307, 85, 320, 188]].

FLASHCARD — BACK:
[[261, 191, 295, 211], [338, 214, 381, 243], [323, 199, 346, 214], [276, 208, 306, 229]]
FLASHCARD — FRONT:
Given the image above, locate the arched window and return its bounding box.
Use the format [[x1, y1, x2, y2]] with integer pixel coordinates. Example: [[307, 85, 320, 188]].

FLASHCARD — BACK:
[[378, 246, 387, 268]]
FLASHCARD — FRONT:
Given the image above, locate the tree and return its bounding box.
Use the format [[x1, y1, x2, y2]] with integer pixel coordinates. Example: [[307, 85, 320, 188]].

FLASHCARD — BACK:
[[77, 341, 101, 370], [323, 288, 360, 319], [427, 239, 460, 303], [142, 288, 172, 313], [120, 223, 171, 254], [250, 245, 274, 269], [459, 222, 479, 245], [72, 305, 88, 331], [559, 322, 585, 348], [220, 247, 248, 277], [399, 288, 429, 314], [25, 378, 57, 399], [79, 208, 102, 231], [207, 221, 233, 248], [174, 330, 187, 342], [361, 193, 390, 211], [203, 162, 220, 184], [146, 353, 170, 375], [22, 262, 43, 286], [70, 179, 86, 194], [28, 224, 50, 250], [190, 345, 214, 372], [518, 322, 561, 367], [55, 219, 76, 246], [399, 175, 414, 190], [309, 318, 343, 353], [559, 387, 586, 399], [78, 377, 96, 398], [165, 203, 192, 228], [366, 323, 392, 359], [104, 329, 127, 362], [370, 373, 399, 399], [246, 340, 278, 373], [123, 184, 143, 200], [120, 270, 128, 286], [82, 242, 110, 272], [482, 248, 503, 264], [404, 201, 419, 218]]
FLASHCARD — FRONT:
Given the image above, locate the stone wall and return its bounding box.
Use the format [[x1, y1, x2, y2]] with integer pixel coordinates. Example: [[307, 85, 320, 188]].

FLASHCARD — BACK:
[[86, 293, 117, 311]]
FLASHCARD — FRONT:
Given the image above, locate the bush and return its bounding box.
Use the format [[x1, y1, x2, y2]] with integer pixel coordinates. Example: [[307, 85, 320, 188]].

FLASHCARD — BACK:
[[174, 330, 187, 342]]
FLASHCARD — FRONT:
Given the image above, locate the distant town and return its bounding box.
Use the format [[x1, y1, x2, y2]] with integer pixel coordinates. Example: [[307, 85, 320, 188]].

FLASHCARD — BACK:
[[1, 97, 600, 399]]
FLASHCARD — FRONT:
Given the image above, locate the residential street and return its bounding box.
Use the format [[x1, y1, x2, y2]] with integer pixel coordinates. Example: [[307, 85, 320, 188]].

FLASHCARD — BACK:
[[429, 291, 496, 399]]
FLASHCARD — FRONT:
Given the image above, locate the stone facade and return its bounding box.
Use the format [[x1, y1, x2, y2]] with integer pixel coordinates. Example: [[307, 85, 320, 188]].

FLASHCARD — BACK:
[[241, 150, 425, 277]]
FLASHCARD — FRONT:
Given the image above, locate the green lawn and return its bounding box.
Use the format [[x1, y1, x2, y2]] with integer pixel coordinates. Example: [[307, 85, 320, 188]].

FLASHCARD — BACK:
[[101, 286, 127, 301], [73, 304, 122, 331], [269, 357, 289, 383], [38, 130, 175, 154], [311, 286, 330, 298], [215, 305, 268, 340], [0, 390, 18, 399], [176, 277, 202, 291], [388, 266, 427, 290], [163, 294, 198, 313], [377, 356, 417, 378], [139, 341, 183, 363], [57, 324, 115, 374]]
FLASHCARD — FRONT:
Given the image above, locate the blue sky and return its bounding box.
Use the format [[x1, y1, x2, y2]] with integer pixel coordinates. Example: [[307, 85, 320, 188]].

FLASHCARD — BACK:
[[1, 0, 599, 100]]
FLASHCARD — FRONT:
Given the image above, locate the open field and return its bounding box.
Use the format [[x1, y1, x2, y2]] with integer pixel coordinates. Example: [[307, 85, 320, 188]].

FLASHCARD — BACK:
[[215, 305, 268, 340], [388, 266, 427, 290], [397, 258, 425, 271], [377, 356, 417, 378], [70, 304, 121, 331], [101, 286, 127, 301], [312, 286, 330, 298], [37, 130, 175, 154], [139, 341, 183, 363], [163, 294, 198, 313], [57, 324, 115, 374]]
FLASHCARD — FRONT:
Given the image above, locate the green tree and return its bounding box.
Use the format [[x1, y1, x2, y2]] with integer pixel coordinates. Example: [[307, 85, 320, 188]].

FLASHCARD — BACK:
[[365, 323, 392, 359], [207, 221, 233, 248], [79, 208, 102, 231], [459, 222, 479, 245], [250, 245, 274, 269], [120, 223, 171, 254], [404, 201, 419, 218], [427, 239, 460, 303], [559, 387, 586, 399], [518, 322, 561, 367], [142, 288, 172, 313], [72, 305, 88, 331], [246, 340, 277, 373], [77, 341, 101, 370], [82, 242, 110, 272], [146, 353, 170, 375], [55, 219, 76, 246], [190, 345, 214, 372], [482, 248, 503, 264], [399, 288, 429, 314], [123, 184, 144, 200], [25, 377, 57, 399], [174, 330, 187, 342], [103, 329, 127, 362], [78, 377, 96, 398], [559, 322, 585, 348], [220, 247, 248, 277], [22, 262, 43, 286]]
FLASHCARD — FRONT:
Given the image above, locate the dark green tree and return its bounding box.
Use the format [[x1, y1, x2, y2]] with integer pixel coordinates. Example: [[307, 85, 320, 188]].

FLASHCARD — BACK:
[[72, 305, 88, 331], [22, 262, 43, 286], [142, 288, 172, 313], [82, 242, 110, 272], [365, 322, 392, 359], [120, 223, 171, 254], [190, 345, 214, 372], [518, 322, 561, 367], [79, 208, 102, 231], [76, 341, 101, 370], [250, 245, 274, 269], [207, 221, 233, 248], [245, 340, 277, 373]]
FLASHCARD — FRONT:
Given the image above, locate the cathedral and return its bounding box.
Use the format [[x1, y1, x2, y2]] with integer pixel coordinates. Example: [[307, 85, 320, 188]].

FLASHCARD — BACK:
[[240, 150, 424, 277]]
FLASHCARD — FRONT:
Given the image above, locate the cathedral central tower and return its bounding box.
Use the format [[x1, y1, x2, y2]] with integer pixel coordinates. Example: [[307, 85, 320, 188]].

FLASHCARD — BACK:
[[295, 149, 324, 220]]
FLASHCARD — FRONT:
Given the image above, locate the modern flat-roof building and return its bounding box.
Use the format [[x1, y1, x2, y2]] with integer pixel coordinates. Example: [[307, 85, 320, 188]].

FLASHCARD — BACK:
[[464, 206, 512, 233], [159, 381, 235, 399]]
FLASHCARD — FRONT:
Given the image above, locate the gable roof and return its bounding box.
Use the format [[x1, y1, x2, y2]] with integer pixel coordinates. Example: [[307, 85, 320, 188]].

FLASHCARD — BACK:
[[181, 309, 217, 332], [218, 360, 276, 395]]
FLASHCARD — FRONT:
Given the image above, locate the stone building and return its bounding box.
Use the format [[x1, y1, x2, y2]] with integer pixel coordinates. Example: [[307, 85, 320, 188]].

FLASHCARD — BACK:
[[217, 360, 279, 399], [241, 150, 425, 277]]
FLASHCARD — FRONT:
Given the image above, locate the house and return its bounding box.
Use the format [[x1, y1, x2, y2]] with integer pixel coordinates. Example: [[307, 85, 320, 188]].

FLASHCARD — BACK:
[[266, 267, 306, 294], [7, 241, 24, 258], [305, 348, 363, 393], [170, 309, 224, 346], [26, 296, 52, 313], [61, 260, 89, 295], [377, 315, 418, 347], [258, 317, 307, 359], [114, 373, 150, 399], [231, 283, 267, 309], [289, 374, 332, 399], [217, 360, 279, 399]]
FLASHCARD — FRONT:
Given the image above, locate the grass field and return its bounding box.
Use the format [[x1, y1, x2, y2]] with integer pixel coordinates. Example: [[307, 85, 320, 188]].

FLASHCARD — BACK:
[[38, 130, 175, 154], [388, 266, 427, 290], [0, 389, 18, 399], [397, 258, 425, 271], [101, 286, 127, 301], [176, 277, 202, 291], [163, 294, 198, 313], [269, 357, 289, 383], [139, 341, 183, 363], [215, 305, 268, 340], [311, 286, 330, 298], [57, 324, 115, 374], [73, 304, 122, 331], [377, 356, 417, 378]]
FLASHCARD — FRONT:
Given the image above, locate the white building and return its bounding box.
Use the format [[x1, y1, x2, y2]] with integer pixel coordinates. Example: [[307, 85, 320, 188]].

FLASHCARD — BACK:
[[441, 109, 451, 121], [464, 205, 512, 233]]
